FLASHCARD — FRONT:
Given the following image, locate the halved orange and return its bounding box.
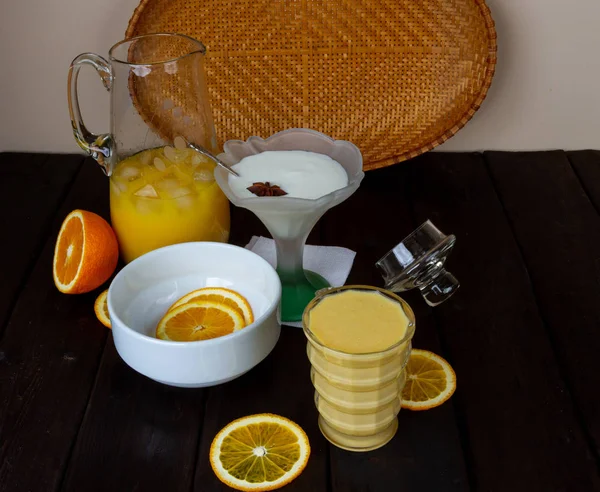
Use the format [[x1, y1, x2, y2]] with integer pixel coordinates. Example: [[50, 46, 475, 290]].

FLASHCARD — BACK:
[[94, 289, 111, 329], [401, 349, 457, 411], [169, 287, 254, 325], [156, 299, 245, 341], [53, 210, 119, 294], [210, 413, 310, 491]]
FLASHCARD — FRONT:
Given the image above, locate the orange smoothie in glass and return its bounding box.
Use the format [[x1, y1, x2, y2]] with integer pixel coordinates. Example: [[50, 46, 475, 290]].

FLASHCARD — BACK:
[[303, 286, 415, 452], [109, 145, 230, 263]]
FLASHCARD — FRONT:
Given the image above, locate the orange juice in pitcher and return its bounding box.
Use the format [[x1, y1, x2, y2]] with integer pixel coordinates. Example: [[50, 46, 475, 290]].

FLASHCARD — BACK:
[[110, 143, 230, 263], [68, 33, 229, 263]]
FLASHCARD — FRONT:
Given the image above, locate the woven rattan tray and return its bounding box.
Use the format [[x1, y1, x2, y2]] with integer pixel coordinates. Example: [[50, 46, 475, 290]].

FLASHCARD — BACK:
[[126, 0, 496, 171]]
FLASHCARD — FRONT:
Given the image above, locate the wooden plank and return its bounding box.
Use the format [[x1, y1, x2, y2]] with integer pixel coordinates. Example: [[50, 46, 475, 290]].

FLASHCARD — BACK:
[[488, 150, 600, 459], [60, 339, 206, 492], [0, 152, 82, 335], [320, 165, 470, 492], [567, 150, 600, 213], [408, 151, 600, 491], [0, 160, 110, 492]]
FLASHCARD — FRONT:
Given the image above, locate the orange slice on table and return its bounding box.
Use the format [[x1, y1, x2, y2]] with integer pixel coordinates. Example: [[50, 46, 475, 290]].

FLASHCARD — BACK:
[[156, 299, 245, 341], [401, 349, 457, 411], [169, 287, 254, 325], [53, 210, 119, 294], [210, 413, 310, 491], [94, 289, 111, 329]]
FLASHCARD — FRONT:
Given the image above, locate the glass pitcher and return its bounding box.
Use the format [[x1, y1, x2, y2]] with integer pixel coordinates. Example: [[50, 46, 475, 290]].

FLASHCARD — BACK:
[[67, 33, 230, 263]]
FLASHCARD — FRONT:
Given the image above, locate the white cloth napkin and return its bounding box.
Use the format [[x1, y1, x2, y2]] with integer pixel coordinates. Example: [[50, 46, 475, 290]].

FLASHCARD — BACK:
[[245, 236, 356, 327]]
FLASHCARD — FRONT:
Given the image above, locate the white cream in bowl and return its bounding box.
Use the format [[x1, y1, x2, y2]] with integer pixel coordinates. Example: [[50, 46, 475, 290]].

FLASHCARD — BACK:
[[228, 150, 348, 199]]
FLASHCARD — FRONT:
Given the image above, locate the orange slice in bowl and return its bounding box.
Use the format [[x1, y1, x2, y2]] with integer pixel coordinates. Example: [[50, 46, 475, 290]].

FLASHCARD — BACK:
[[156, 299, 245, 342], [169, 287, 254, 325]]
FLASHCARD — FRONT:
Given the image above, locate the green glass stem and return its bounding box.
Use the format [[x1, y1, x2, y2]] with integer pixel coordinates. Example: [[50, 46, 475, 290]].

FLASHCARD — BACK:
[[275, 236, 330, 322]]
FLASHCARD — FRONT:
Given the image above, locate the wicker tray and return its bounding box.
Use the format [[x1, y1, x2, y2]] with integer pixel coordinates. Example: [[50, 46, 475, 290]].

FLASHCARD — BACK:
[[126, 0, 497, 171]]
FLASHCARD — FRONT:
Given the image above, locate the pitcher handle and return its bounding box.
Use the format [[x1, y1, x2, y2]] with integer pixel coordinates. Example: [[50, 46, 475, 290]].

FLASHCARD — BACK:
[[67, 53, 115, 176]]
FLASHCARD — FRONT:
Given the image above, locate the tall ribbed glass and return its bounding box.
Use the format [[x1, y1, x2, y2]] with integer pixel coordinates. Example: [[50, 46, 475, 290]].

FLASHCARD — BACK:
[[302, 286, 415, 452]]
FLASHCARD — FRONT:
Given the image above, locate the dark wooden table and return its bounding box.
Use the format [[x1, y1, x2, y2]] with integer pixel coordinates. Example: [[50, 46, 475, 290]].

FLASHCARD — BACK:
[[1, 150, 600, 492]]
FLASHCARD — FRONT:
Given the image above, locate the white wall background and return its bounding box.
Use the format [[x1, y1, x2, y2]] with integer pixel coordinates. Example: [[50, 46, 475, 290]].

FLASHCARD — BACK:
[[0, 0, 599, 154]]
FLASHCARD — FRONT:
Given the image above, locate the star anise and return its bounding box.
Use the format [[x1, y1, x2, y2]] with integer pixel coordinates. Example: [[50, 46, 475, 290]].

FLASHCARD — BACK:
[[247, 182, 288, 197]]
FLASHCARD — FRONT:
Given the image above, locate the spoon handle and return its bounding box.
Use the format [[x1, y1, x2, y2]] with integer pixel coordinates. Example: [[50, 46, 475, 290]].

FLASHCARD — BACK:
[[187, 143, 240, 177]]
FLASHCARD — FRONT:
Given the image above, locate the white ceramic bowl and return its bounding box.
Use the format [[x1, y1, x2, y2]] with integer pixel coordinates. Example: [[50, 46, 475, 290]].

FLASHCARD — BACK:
[[108, 242, 282, 388]]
